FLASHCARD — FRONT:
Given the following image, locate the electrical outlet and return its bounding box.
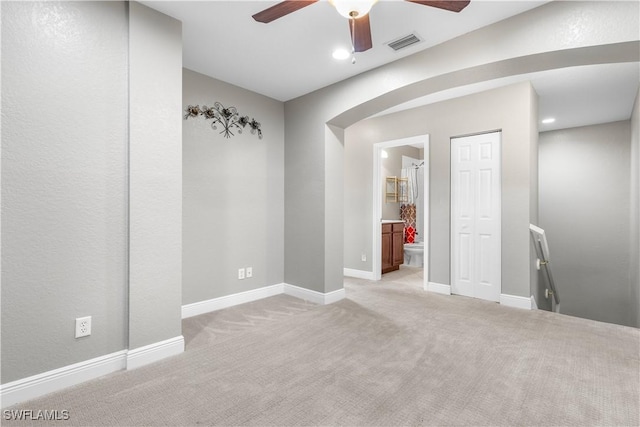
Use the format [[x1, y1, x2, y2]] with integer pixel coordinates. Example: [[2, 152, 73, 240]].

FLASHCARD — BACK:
[[361, 253, 367, 262], [75, 316, 91, 338], [246, 267, 253, 278], [238, 268, 245, 280]]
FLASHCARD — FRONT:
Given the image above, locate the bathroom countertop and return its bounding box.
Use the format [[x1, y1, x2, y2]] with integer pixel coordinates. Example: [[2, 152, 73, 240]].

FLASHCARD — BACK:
[[381, 220, 404, 224]]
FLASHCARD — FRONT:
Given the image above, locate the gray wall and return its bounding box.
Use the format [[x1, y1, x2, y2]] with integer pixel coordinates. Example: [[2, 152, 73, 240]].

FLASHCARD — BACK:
[[539, 121, 633, 326], [285, 1, 638, 296], [631, 89, 640, 327], [344, 144, 421, 271], [344, 82, 538, 299], [1, 1, 129, 382], [283, 109, 326, 293], [529, 85, 543, 310], [182, 69, 284, 304], [128, 2, 183, 349], [2, 0, 638, 392], [1, 1, 184, 384], [325, 125, 345, 292]]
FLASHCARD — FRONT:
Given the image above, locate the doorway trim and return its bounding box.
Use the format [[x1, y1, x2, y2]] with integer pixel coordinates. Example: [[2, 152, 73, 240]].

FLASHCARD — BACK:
[[373, 135, 430, 290]]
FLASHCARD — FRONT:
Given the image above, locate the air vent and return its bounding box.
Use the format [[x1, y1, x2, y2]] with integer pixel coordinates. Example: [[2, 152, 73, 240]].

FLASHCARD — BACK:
[[387, 33, 422, 51]]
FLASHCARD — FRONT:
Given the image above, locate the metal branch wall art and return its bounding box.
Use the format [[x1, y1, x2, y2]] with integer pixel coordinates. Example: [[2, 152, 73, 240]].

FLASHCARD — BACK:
[[184, 103, 263, 140]]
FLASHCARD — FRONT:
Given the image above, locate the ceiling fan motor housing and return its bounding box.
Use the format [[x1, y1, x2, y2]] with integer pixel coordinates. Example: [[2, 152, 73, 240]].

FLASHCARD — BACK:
[[330, 0, 378, 20], [252, 0, 470, 54]]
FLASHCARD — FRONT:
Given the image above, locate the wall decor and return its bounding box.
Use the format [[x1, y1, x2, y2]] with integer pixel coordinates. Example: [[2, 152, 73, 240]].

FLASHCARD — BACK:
[[184, 103, 263, 139], [385, 176, 409, 203]]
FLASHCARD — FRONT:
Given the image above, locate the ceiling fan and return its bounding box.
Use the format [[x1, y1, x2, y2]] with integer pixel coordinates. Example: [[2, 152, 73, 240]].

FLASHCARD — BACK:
[[252, 0, 470, 54]]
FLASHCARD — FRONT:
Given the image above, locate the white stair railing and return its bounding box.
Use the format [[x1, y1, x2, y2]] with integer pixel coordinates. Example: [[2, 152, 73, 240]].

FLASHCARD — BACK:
[[530, 224, 560, 313]]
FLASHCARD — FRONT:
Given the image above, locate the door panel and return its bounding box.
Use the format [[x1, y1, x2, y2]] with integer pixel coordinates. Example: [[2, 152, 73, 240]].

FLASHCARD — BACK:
[[479, 141, 492, 160], [478, 169, 493, 218], [381, 229, 392, 272], [458, 170, 472, 219], [459, 233, 472, 279], [392, 230, 404, 266], [451, 132, 501, 302], [478, 233, 492, 284], [459, 145, 471, 162]]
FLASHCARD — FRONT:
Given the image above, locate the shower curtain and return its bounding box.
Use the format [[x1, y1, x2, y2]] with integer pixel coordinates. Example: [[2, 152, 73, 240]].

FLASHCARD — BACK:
[[400, 167, 418, 243], [401, 167, 418, 204]]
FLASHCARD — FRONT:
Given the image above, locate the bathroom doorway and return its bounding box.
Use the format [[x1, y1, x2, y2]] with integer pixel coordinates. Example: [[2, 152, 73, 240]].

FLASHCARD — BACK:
[[373, 135, 430, 290]]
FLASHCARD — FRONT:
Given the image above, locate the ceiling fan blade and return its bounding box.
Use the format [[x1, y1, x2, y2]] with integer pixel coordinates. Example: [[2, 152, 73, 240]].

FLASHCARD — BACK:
[[252, 0, 319, 23], [350, 15, 373, 53], [405, 0, 470, 13]]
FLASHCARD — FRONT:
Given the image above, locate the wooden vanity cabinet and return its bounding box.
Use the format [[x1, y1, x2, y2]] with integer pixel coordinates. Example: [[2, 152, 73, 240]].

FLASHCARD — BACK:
[[382, 222, 404, 274]]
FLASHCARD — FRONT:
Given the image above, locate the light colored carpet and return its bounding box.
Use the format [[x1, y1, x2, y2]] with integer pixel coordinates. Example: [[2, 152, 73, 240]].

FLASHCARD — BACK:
[[4, 267, 639, 426]]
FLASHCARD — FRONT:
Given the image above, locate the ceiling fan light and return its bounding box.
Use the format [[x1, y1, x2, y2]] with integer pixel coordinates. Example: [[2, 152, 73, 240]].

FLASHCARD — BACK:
[[332, 48, 351, 60], [330, 0, 378, 19]]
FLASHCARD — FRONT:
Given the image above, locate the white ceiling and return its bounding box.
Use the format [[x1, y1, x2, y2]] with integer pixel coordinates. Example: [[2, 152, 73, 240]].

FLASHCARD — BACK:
[[374, 62, 640, 132], [143, 0, 639, 132]]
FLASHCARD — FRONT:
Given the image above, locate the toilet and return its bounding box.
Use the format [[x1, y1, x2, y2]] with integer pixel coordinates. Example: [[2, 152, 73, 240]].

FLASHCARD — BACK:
[[403, 242, 424, 267]]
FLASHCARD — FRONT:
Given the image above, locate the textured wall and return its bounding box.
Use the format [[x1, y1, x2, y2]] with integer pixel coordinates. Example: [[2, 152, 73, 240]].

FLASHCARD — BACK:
[[285, 1, 639, 295], [283, 104, 328, 293], [539, 121, 632, 326], [1, 1, 129, 383], [631, 89, 640, 328], [344, 83, 537, 298], [182, 69, 285, 305], [528, 85, 543, 310], [325, 125, 345, 293], [128, 2, 183, 349]]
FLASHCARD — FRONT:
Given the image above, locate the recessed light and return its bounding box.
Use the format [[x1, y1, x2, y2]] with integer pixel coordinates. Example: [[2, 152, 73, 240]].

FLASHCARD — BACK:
[[332, 48, 350, 60], [381, 150, 388, 158], [542, 117, 556, 124]]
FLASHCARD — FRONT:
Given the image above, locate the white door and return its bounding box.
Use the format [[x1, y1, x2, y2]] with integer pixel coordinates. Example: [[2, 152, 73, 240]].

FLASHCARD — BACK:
[[451, 132, 501, 302]]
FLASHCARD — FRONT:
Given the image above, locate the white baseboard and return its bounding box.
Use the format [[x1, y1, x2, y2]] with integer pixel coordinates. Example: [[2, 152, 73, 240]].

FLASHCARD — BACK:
[[182, 284, 284, 319], [2, 281, 347, 408], [426, 281, 451, 295], [2, 335, 186, 408], [181, 282, 345, 319], [530, 294, 538, 310], [283, 283, 345, 305], [323, 288, 347, 304], [343, 268, 376, 280], [500, 293, 532, 310], [126, 336, 184, 370], [0, 350, 127, 408]]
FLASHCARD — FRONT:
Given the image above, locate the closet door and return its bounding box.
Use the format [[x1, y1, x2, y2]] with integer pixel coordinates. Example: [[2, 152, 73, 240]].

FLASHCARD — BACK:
[[451, 132, 501, 302]]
